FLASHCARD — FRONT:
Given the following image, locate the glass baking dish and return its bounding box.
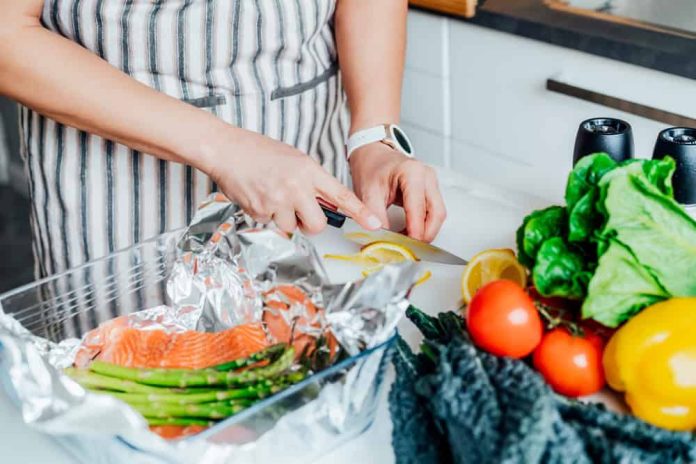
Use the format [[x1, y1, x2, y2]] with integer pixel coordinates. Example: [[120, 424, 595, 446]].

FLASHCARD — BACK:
[[0, 231, 394, 464]]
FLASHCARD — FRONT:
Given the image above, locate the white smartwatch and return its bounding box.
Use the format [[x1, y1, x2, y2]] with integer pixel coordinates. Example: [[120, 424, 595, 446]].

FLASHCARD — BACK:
[[346, 124, 415, 160]]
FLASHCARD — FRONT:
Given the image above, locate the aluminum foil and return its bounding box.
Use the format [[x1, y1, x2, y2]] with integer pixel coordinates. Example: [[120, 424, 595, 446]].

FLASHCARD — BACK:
[[165, 193, 415, 353], [166, 194, 328, 333], [0, 193, 417, 464]]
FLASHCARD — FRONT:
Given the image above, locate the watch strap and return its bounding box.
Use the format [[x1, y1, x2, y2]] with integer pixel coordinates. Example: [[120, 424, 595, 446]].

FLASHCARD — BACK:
[[346, 125, 388, 159]]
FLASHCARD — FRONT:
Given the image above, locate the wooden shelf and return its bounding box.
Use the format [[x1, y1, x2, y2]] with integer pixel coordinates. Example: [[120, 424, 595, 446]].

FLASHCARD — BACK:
[[409, 0, 478, 18]]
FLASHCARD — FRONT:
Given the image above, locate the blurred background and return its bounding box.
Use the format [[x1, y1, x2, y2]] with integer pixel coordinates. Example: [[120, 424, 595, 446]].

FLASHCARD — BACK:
[[0, 97, 32, 293]]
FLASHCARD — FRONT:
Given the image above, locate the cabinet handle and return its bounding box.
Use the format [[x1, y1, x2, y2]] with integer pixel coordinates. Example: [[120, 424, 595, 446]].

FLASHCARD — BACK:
[[546, 78, 696, 127]]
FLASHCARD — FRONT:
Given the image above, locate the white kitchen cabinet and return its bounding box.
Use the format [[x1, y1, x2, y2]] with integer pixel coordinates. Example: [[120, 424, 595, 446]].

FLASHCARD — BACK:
[[400, 121, 448, 167], [402, 70, 446, 135], [401, 10, 696, 201], [405, 10, 447, 77], [401, 11, 451, 168], [448, 21, 694, 164]]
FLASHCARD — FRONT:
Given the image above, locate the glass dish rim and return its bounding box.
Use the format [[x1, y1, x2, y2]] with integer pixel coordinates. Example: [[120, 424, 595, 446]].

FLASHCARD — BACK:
[[183, 334, 395, 442], [0, 228, 185, 303]]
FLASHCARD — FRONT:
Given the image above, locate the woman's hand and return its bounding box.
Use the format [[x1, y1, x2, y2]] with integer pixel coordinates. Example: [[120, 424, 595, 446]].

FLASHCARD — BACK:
[[349, 143, 447, 242], [205, 128, 382, 235]]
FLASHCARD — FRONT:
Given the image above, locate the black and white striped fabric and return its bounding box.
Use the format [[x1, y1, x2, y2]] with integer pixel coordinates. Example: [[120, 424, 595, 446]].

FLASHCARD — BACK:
[[20, 0, 349, 280]]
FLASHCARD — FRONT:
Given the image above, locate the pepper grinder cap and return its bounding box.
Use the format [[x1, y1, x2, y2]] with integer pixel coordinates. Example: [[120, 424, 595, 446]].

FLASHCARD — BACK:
[[653, 127, 696, 206]]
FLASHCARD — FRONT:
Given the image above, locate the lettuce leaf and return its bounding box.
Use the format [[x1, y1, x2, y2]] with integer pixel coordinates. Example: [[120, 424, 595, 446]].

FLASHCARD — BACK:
[[582, 241, 668, 327], [642, 157, 675, 197], [567, 188, 601, 243], [565, 153, 617, 211], [597, 157, 675, 197], [598, 164, 696, 297], [565, 153, 617, 244]]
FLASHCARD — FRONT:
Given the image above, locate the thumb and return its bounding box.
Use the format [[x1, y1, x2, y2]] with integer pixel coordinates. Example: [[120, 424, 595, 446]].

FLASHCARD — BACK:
[[360, 187, 390, 230]]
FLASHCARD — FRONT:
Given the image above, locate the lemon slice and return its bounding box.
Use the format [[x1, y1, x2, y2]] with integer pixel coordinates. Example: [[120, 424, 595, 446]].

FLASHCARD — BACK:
[[414, 270, 433, 287], [358, 242, 428, 286], [461, 248, 527, 303], [324, 241, 417, 265], [359, 241, 419, 264], [326, 241, 429, 286]]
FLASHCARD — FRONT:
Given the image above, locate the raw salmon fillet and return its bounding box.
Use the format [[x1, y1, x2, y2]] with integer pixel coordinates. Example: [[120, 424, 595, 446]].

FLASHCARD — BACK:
[[263, 285, 337, 358], [75, 318, 269, 369], [150, 425, 208, 440]]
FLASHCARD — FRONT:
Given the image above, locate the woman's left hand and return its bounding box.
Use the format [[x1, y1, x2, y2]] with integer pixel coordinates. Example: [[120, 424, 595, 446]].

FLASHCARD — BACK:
[[349, 143, 447, 242]]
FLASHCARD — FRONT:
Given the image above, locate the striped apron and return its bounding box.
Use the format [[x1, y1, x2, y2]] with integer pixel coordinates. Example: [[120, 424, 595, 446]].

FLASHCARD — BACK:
[[20, 0, 349, 281]]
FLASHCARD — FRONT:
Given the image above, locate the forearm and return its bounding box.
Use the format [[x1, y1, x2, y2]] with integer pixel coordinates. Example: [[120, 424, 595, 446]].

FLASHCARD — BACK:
[[335, 0, 408, 133], [0, 5, 229, 173]]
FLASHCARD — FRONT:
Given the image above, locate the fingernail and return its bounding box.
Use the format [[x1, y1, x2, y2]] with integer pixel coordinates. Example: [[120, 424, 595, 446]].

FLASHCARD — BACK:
[[366, 215, 382, 230]]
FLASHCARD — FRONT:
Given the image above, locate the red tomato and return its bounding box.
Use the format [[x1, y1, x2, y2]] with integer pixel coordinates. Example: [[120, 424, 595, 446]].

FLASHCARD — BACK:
[[533, 327, 605, 397], [465, 280, 543, 359]]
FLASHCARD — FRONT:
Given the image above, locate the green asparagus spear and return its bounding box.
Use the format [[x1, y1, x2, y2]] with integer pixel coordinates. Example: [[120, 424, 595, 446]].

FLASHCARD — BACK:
[[146, 417, 216, 427], [89, 347, 295, 388], [84, 369, 306, 403], [71, 364, 306, 401], [128, 401, 247, 419], [110, 388, 267, 405], [277, 370, 308, 386], [68, 344, 286, 390], [211, 344, 287, 371], [67, 368, 230, 394], [122, 396, 256, 408], [65, 368, 167, 393]]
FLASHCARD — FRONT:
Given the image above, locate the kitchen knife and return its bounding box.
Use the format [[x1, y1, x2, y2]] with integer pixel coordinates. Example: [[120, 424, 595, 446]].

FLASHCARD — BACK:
[[320, 204, 467, 265]]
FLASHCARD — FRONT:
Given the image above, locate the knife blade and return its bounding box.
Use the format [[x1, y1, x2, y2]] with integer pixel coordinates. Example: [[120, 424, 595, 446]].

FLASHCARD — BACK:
[[320, 205, 467, 265]]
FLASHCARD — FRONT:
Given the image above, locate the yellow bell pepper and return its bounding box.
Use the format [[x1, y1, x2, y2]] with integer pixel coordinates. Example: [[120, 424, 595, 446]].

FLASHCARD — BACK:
[[602, 298, 696, 431]]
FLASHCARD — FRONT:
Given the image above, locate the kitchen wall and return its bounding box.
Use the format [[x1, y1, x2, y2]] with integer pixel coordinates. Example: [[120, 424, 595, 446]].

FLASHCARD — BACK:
[[402, 10, 696, 202], [603, 0, 696, 34]]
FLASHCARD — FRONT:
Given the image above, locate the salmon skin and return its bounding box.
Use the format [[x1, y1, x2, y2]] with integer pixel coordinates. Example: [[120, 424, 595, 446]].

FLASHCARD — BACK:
[[75, 317, 269, 369]]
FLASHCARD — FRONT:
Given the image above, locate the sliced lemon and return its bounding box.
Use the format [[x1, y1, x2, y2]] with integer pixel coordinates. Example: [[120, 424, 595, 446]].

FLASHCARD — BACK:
[[414, 270, 433, 287], [326, 241, 429, 287], [324, 241, 417, 265], [359, 242, 426, 287], [322, 253, 360, 262], [461, 248, 527, 303], [359, 241, 419, 264]]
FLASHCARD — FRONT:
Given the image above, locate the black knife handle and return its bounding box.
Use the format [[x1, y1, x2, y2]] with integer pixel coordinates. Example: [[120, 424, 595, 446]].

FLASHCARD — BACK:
[[321, 206, 347, 228]]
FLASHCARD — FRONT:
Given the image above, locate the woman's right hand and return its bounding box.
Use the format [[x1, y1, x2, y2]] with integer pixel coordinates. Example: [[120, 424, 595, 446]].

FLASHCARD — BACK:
[[204, 128, 382, 235]]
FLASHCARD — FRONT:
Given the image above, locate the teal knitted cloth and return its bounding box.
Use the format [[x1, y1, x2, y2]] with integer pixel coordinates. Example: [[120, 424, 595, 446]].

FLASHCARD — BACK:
[[389, 308, 696, 464]]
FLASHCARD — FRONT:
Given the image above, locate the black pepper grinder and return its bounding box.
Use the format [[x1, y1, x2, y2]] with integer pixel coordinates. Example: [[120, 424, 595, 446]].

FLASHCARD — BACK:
[[652, 127, 696, 206], [573, 118, 634, 165]]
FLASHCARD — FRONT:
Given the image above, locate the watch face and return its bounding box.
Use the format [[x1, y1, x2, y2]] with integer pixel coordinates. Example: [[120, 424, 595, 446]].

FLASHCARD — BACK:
[[391, 125, 413, 155]]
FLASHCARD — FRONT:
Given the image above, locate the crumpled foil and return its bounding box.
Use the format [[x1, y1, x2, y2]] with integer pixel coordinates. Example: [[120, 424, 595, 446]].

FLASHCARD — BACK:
[[0, 193, 417, 464], [166, 194, 329, 334]]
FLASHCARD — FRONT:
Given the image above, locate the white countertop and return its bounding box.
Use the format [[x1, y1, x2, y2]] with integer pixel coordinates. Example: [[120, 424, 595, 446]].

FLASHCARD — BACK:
[[0, 167, 546, 464]]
